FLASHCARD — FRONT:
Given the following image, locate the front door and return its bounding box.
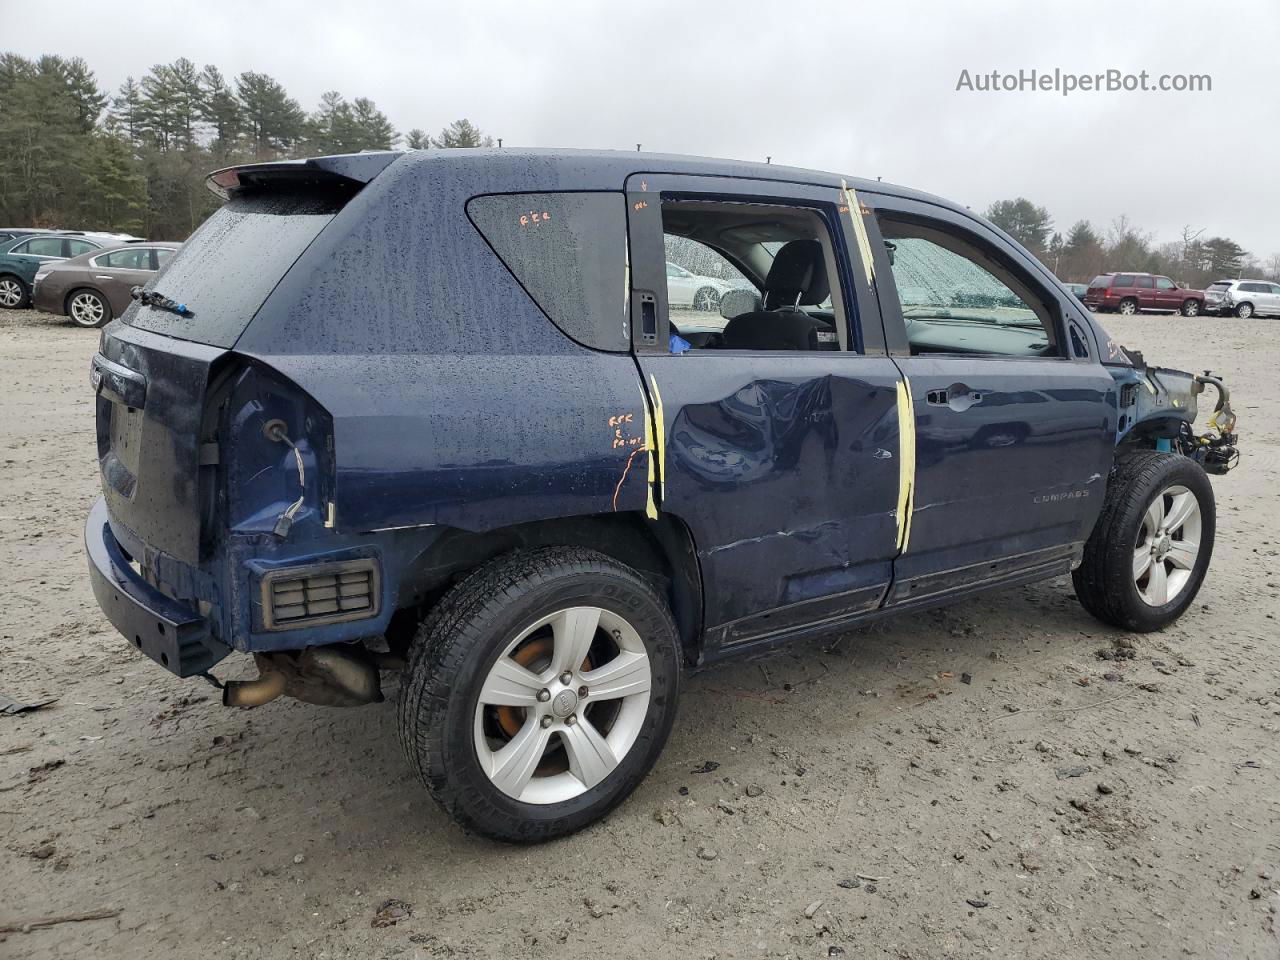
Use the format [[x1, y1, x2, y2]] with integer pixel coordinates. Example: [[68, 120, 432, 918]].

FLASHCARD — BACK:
[[627, 173, 903, 651], [862, 194, 1116, 605]]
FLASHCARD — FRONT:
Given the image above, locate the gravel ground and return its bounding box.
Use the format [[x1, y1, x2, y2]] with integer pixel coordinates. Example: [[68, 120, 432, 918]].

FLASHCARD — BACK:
[[1, 306, 1278, 959]]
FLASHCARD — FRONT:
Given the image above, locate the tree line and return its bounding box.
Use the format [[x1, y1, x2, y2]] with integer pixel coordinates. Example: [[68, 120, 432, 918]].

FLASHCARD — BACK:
[[0, 53, 494, 240], [984, 197, 1275, 289]]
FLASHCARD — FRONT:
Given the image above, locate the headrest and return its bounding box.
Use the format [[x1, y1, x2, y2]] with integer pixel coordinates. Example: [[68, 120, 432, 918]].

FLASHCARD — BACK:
[[764, 239, 829, 307], [719, 288, 761, 320]]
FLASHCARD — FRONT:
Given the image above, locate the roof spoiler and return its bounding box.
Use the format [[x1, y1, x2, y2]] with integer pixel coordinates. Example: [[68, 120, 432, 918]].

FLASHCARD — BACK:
[[205, 152, 400, 200]]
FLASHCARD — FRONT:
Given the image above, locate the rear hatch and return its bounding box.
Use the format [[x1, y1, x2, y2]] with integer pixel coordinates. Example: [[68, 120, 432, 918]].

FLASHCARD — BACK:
[[94, 158, 390, 565]]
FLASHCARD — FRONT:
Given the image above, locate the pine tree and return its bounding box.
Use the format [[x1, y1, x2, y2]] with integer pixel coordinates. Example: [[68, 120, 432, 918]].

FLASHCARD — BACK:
[[433, 118, 493, 148], [405, 128, 430, 149], [984, 198, 1053, 256], [197, 65, 241, 156], [350, 97, 397, 149], [236, 71, 307, 156]]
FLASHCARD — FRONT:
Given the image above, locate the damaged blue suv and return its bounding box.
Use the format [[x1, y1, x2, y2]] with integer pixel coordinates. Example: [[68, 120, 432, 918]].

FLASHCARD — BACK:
[[86, 150, 1239, 841]]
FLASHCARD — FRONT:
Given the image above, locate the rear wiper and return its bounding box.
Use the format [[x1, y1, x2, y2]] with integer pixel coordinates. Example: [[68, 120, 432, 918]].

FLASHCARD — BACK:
[[131, 286, 194, 317]]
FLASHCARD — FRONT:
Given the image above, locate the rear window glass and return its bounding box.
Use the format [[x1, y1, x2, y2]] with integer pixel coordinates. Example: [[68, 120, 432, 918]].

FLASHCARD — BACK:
[[467, 192, 629, 352], [1207, 282, 1232, 291], [1089, 276, 1111, 287], [124, 190, 342, 348]]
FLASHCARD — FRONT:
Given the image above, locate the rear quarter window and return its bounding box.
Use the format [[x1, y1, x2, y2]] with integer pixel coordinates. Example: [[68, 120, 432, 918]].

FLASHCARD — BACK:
[[124, 190, 343, 348], [467, 192, 629, 352], [1113, 274, 1135, 286]]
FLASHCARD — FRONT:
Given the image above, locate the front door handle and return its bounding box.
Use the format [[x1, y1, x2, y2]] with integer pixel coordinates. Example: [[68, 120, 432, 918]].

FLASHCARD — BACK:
[[927, 384, 984, 412]]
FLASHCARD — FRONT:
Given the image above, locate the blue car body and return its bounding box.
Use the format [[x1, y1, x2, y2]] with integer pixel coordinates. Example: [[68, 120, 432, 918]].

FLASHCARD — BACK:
[[84, 149, 1224, 681]]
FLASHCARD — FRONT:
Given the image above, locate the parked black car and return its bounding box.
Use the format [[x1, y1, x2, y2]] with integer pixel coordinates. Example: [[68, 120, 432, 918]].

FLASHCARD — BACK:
[[86, 150, 1238, 842]]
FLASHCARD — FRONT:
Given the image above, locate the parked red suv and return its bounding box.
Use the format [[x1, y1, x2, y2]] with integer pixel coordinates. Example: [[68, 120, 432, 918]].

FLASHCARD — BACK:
[[1084, 273, 1205, 316]]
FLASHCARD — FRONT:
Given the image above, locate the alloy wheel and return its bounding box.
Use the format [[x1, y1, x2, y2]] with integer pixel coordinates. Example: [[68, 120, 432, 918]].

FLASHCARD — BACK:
[[1132, 484, 1201, 606], [0, 278, 23, 308], [69, 292, 105, 327], [1119, 300, 1137, 315], [473, 606, 652, 804], [693, 287, 721, 312]]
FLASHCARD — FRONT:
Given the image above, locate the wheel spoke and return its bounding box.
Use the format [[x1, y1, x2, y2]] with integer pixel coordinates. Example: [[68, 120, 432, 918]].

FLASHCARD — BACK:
[[1166, 540, 1199, 570], [1143, 496, 1165, 534], [486, 717, 550, 797], [1163, 492, 1196, 534], [581, 650, 651, 701], [1133, 547, 1152, 580], [550, 607, 600, 675], [1144, 561, 1169, 605], [479, 656, 545, 706], [561, 716, 618, 790]]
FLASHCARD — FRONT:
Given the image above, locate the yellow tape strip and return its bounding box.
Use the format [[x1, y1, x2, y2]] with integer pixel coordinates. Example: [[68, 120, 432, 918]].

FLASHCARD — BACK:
[[894, 378, 916, 553], [641, 382, 658, 519], [842, 179, 876, 287], [648, 374, 666, 503]]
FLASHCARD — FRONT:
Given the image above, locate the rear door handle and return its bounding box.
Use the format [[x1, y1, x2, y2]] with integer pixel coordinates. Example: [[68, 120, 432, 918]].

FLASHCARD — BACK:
[[927, 384, 983, 412]]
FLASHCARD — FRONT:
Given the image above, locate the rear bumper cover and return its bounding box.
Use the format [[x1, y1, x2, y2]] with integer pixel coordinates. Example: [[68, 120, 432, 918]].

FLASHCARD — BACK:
[[85, 496, 230, 677]]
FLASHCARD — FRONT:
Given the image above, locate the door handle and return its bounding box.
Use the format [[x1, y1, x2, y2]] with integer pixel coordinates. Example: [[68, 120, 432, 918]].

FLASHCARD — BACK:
[[927, 384, 983, 412], [95, 276, 113, 281]]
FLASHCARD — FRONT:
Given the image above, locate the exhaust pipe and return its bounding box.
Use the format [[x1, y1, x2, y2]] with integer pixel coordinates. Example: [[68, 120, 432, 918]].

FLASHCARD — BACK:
[[223, 655, 287, 708], [223, 646, 384, 709]]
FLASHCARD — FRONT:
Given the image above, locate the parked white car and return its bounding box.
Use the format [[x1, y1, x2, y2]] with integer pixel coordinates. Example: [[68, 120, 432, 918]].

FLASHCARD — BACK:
[[1204, 279, 1280, 318], [664, 261, 741, 311]]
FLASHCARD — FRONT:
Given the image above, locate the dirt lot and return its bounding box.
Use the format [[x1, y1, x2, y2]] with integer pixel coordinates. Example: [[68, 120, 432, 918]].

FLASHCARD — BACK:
[[1, 307, 1277, 959]]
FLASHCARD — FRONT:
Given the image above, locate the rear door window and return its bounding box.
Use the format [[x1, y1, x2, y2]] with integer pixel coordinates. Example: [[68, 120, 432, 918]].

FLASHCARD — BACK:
[[16, 237, 63, 257], [467, 192, 629, 352], [1134, 276, 1154, 288], [67, 239, 97, 257], [124, 190, 343, 348], [101, 248, 153, 269]]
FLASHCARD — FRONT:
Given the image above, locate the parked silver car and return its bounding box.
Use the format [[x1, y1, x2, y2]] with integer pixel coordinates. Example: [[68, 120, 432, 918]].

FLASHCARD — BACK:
[[1204, 279, 1280, 318]]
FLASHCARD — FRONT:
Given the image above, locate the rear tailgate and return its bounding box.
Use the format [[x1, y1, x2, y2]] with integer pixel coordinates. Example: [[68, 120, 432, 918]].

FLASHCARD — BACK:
[[94, 326, 224, 565], [93, 162, 383, 565]]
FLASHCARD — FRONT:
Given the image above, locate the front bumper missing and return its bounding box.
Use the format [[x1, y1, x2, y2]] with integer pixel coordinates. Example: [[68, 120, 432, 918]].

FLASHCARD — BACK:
[[84, 497, 230, 677]]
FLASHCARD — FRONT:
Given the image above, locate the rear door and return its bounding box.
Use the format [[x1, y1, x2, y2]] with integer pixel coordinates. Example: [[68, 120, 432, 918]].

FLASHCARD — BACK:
[[1132, 275, 1155, 309], [627, 173, 902, 651], [862, 193, 1115, 606]]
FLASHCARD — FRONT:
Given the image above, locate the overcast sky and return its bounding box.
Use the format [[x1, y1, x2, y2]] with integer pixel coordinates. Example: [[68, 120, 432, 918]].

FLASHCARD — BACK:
[[6, 0, 1278, 259]]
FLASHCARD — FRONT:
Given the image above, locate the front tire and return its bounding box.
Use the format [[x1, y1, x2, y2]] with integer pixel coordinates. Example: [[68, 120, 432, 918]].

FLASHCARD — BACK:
[[1073, 451, 1215, 632], [0, 275, 29, 309], [1180, 299, 1200, 317], [67, 288, 111, 328], [397, 547, 681, 843]]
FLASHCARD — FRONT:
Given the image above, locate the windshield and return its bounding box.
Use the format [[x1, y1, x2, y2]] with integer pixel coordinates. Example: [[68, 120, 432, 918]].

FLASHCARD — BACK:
[[124, 189, 344, 348]]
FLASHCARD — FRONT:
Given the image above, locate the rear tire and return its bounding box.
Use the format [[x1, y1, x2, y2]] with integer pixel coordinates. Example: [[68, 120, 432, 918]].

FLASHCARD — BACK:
[[693, 286, 721, 312], [67, 288, 111, 328], [1180, 299, 1200, 317], [397, 546, 681, 843], [0, 274, 28, 309], [1073, 451, 1215, 632], [1118, 298, 1138, 316], [1235, 302, 1254, 319]]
